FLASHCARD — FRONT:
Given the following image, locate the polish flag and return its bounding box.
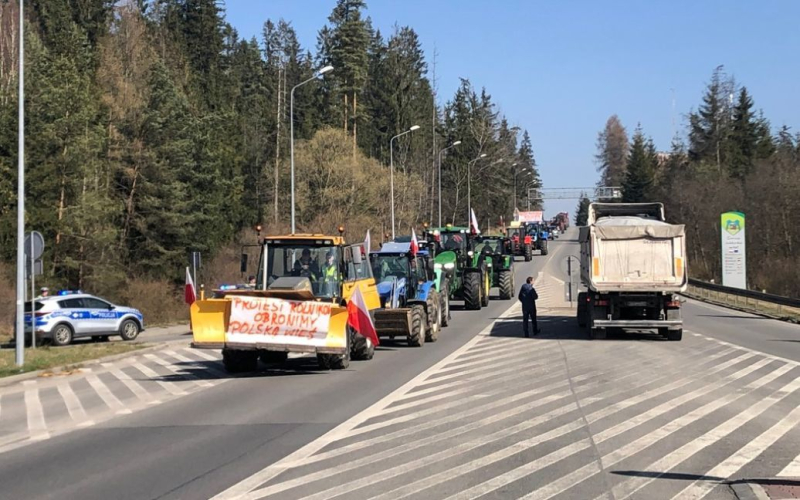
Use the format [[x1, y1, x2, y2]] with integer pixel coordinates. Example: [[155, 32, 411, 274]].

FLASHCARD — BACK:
[[185, 267, 197, 305], [410, 227, 419, 255], [470, 208, 481, 235], [364, 229, 371, 253], [347, 286, 379, 347]]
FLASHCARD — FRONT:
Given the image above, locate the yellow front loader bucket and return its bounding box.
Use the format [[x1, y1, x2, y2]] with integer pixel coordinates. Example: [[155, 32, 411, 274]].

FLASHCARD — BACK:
[[191, 299, 230, 347]]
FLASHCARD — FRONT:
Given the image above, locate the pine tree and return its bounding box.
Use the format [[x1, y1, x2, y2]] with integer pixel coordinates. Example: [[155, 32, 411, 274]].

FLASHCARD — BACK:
[[689, 65, 735, 170], [516, 130, 541, 210], [622, 126, 657, 203], [595, 115, 628, 187], [575, 196, 591, 226]]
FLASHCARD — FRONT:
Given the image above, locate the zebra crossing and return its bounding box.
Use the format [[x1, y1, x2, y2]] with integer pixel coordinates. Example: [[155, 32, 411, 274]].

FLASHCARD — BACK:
[[212, 302, 800, 500], [0, 345, 226, 454]]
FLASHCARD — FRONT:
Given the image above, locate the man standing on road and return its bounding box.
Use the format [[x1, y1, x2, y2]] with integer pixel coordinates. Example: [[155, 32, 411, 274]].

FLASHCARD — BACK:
[[518, 276, 540, 337]]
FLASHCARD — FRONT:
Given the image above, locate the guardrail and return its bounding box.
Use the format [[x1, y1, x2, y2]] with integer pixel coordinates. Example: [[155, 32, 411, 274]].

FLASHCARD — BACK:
[[685, 278, 800, 321]]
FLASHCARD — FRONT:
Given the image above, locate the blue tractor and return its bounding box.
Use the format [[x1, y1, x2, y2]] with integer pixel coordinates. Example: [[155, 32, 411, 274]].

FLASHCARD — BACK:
[[370, 242, 444, 346], [527, 223, 549, 255]]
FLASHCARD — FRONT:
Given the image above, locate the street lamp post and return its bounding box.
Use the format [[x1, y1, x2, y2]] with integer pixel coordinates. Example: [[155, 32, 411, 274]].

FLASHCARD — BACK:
[[511, 162, 520, 209], [290, 65, 333, 234], [389, 125, 420, 239], [15, 0, 25, 366], [466, 153, 487, 226], [437, 140, 461, 228]]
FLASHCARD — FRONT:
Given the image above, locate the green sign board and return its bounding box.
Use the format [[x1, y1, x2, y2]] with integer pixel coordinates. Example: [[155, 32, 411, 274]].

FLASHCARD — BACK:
[[720, 211, 746, 289]]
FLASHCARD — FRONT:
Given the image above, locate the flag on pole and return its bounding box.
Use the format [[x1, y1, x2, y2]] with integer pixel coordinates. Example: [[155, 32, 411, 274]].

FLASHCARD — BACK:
[[347, 286, 379, 347], [185, 266, 197, 305], [364, 229, 371, 253], [470, 208, 481, 235], [410, 227, 419, 255]]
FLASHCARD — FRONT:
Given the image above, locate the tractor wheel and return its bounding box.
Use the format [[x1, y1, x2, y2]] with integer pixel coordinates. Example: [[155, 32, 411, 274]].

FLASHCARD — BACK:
[[351, 326, 375, 360], [463, 271, 482, 310], [524, 244, 532, 262], [408, 305, 426, 347], [541, 240, 549, 256], [222, 349, 259, 373], [425, 291, 441, 342], [440, 280, 451, 328], [498, 270, 514, 300], [481, 270, 490, 307]]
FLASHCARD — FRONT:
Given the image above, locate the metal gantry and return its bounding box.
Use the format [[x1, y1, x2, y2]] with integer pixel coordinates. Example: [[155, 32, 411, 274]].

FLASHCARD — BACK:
[[527, 186, 623, 202]]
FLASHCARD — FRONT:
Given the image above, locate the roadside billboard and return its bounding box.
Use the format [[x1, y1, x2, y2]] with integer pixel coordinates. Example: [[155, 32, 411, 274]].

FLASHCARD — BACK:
[[721, 211, 746, 290]]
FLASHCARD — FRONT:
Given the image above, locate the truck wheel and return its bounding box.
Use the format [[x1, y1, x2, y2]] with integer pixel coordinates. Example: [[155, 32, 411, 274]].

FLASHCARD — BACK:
[[498, 270, 513, 300], [524, 244, 532, 262], [440, 280, 451, 327], [426, 292, 441, 342], [590, 328, 606, 340], [259, 351, 288, 364], [463, 271, 482, 310], [351, 333, 374, 360], [666, 329, 683, 342], [222, 349, 259, 373], [577, 292, 588, 327], [408, 305, 426, 347]]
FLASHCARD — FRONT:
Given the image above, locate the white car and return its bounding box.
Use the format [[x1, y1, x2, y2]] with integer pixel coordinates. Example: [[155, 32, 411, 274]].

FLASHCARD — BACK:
[[22, 291, 145, 346]]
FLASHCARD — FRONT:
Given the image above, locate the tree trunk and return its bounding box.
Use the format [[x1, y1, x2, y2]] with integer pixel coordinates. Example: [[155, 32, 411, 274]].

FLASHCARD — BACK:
[[343, 93, 348, 133], [352, 92, 357, 158]]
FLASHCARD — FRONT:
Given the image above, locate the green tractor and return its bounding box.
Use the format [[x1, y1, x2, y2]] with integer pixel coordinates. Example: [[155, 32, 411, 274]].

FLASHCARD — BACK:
[[474, 235, 515, 300], [425, 225, 491, 311]]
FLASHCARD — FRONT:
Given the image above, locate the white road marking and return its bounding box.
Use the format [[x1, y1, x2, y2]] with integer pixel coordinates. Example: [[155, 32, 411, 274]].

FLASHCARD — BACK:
[[145, 353, 214, 388], [672, 396, 800, 499], [211, 300, 526, 500], [57, 382, 91, 424], [247, 334, 727, 498], [131, 361, 187, 396], [615, 366, 800, 499], [86, 374, 130, 414], [24, 387, 49, 440], [102, 363, 159, 405]]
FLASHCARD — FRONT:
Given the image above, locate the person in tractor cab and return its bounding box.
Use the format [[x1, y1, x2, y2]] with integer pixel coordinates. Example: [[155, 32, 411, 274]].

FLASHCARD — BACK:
[[320, 251, 338, 295], [293, 248, 320, 281]]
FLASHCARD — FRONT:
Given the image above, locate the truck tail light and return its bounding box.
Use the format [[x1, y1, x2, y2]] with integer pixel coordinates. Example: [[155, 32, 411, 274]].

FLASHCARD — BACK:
[[666, 300, 681, 309], [595, 299, 609, 307]]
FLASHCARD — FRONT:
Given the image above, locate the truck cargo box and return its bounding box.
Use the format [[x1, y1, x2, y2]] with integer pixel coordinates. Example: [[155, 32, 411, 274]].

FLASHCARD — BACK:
[[579, 210, 687, 293]]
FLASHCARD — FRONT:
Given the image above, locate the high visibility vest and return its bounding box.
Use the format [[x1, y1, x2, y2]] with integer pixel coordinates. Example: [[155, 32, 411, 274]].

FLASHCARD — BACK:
[[322, 264, 337, 282]]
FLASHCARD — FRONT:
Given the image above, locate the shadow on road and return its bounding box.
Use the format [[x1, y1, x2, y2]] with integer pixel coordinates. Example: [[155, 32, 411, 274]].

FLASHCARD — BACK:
[[611, 470, 725, 482], [695, 314, 768, 320], [488, 314, 670, 342]]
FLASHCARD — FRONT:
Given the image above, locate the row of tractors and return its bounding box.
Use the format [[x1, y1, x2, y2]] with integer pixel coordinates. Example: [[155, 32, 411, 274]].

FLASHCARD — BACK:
[[189, 223, 534, 373]]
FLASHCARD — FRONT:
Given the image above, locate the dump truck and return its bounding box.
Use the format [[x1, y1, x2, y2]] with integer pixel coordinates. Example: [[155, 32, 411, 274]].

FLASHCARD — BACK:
[[425, 225, 490, 310], [191, 233, 380, 372], [577, 203, 687, 341], [370, 242, 444, 346], [474, 235, 515, 300]]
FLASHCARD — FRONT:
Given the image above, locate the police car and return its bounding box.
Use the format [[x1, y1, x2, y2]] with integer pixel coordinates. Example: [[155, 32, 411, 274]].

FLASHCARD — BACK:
[[23, 291, 145, 346]]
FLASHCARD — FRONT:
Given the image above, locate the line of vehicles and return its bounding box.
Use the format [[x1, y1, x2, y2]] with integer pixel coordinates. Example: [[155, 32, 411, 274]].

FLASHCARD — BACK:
[[190, 223, 539, 373]]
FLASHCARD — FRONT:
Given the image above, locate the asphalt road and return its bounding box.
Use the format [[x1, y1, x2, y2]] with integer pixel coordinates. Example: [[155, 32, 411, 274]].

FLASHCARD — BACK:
[[1, 229, 799, 500]]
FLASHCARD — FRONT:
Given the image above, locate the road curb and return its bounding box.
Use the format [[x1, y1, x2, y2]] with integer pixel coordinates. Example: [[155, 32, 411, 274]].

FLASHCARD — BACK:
[[0, 339, 188, 388]]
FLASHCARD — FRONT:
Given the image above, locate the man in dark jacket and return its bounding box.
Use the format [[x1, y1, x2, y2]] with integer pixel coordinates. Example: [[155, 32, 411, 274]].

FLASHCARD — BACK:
[[518, 276, 540, 337]]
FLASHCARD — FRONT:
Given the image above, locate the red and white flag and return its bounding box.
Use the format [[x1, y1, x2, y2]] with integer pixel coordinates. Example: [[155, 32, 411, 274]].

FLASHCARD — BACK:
[[347, 286, 379, 347], [410, 227, 419, 255], [470, 208, 481, 235], [364, 229, 371, 253], [185, 267, 197, 305]]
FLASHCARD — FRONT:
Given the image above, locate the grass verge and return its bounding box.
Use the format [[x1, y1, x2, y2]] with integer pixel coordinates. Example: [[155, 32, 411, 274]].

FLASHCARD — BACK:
[[0, 342, 148, 378]]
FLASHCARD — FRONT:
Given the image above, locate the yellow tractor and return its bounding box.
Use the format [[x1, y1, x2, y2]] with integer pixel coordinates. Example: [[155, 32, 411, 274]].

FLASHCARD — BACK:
[[191, 232, 380, 372]]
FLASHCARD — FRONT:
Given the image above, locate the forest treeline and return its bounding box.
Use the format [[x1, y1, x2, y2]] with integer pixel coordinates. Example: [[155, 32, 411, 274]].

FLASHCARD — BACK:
[[588, 66, 799, 296], [0, 0, 541, 325]]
